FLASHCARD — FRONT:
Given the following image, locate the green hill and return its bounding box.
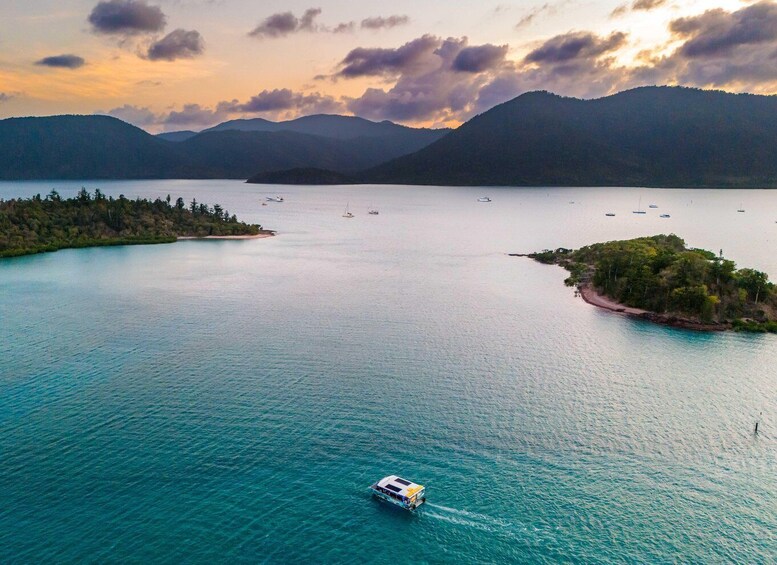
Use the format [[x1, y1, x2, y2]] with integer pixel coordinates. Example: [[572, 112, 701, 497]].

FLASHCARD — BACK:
[[365, 87, 777, 187]]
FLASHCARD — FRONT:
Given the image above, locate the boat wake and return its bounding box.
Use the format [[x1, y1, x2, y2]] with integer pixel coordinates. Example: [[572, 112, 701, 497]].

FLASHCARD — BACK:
[[424, 503, 523, 535]]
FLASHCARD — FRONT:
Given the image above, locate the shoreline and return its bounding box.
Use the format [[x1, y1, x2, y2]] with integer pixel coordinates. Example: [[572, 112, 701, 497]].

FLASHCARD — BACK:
[[578, 283, 731, 332], [177, 232, 275, 240]]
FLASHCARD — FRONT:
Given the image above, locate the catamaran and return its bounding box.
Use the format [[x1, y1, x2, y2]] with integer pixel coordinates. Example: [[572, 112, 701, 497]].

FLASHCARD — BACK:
[[370, 476, 426, 511], [266, 196, 284, 202]]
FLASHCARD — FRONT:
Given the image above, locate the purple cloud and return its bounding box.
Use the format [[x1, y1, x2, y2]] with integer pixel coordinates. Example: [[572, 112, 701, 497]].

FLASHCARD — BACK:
[[147, 29, 204, 61], [88, 0, 166, 34], [35, 54, 86, 69]]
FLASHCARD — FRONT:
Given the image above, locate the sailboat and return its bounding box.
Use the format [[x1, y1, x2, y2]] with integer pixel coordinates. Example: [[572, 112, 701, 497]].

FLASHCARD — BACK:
[[343, 203, 354, 218], [737, 203, 745, 213], [368, 204, 379, 215], [633, 196, 646, 214]]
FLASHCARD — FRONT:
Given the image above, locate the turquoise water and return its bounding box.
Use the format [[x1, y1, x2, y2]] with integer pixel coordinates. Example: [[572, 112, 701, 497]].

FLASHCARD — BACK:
[[1, 181, 775, 562]]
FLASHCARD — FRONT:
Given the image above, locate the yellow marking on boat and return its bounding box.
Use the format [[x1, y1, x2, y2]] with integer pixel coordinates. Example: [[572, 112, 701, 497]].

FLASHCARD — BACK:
[[406, 485, 423, 496]]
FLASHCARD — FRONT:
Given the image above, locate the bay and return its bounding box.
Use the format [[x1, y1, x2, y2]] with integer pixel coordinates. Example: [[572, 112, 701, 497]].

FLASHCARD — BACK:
[[1, 181, 775, 563]]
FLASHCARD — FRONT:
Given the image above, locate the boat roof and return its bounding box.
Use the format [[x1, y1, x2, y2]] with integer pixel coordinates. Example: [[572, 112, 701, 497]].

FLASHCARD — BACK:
[[376, 475, 424, 497]]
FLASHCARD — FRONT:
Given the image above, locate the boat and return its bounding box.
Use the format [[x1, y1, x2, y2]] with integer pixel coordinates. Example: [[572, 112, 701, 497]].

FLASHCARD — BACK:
[[266, 196, 284, 203], [649, 204, 658, 209], [605, 213, 616, 217], [633, 196, 646, 214], [343, 203, 354, 218], [660, 214, 671, 218], [477, 196, 492, 203], [737, 205, 745, 212], [369, 475, 426, 511], [368, 209, 379, 215]]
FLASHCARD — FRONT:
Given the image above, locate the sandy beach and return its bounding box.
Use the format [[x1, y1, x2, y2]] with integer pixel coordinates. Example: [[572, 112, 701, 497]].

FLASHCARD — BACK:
[[177, 233, 275, 241], [578, 285, 647, 315], [577, 283, 729, 331]]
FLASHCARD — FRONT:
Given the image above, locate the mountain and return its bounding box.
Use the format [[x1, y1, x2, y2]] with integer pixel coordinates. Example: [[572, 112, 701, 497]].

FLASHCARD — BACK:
[[0, 114, 448, 180], [363, 87, 777, 187], [156, 130, 197, 142], [176, 130, 410, 178], [0, 115, 198, 179], [204, 114, 449, 143]]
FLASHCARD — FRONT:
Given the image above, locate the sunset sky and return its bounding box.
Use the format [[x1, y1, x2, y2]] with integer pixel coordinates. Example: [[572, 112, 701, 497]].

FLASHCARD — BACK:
[[1, 0, 776, 131]]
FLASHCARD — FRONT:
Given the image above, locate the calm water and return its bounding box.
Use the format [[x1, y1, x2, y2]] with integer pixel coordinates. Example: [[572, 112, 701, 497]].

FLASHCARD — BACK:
[[1, 181, 775, 563]]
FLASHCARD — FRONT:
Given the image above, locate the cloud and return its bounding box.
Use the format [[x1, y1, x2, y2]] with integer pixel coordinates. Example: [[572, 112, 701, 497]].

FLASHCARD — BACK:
[[612, 0, 667, 18], [102, 104, 157, 126], [163, 103, 225, 127], [0, 93, 13, 103], [332, 22, 355, 34], [670, 2, 777, 58], [88, 0, 166, 34], [220, 88, 344, 115], [34, 54, 86, 69], [248, 8, 323, 38], [345, 36, 509, 122], [634, 0, 777, 88], [524, 31, 627, 63], [360, 15, 410, 30], [452, 44, 508, 73], [515, 2, 572, 29], [633, 0, 666, 9], [336, 34, 440, 78], [147, 29, 204, 60]]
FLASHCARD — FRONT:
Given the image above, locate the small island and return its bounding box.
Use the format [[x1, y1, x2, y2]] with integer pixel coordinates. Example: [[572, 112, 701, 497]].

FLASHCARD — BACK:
[[520, 234, 776, 333], [0, 189, 273, 258]]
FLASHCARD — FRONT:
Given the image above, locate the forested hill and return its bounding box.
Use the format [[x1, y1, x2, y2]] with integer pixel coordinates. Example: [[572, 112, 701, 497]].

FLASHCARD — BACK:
[[530, 234, 776, 332], [0, 189, 268, 258], [363, 87, 777, 187], [0, 114, 448, 180]]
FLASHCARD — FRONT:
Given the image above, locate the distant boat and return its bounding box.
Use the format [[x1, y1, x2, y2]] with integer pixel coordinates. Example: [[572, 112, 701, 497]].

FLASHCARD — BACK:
[[266, 196, 284, 203], [633, 196, 646, 214], [605, 213, 616, 217], [649, 204, 658, 209], [478, 196, 492, 203], [261, 202, 267, 206], [368, 209, 379, 215], [660, 214, 671, 218], [738, 204, 745, 212], [343, 203, 354, 218]]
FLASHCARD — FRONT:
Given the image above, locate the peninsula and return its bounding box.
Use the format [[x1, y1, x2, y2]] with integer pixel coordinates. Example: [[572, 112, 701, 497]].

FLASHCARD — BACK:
[[0, 189, 273, 258], [522, 234, 776, 333]]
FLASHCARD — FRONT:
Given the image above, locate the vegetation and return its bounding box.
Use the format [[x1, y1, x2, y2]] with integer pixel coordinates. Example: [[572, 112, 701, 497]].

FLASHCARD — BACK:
[[0, 114, 447, 180], [0, 189, 269, 258], [530, 234, 776, 332], [365, 86, 777, 187]]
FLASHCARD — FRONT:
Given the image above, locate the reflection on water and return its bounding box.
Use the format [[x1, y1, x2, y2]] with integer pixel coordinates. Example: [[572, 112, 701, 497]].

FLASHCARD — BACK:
[[1, 181, 775, 562]]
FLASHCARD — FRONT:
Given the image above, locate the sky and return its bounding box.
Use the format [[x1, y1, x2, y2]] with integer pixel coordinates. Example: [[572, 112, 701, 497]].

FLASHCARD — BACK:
[[1, 0, 776, 131]]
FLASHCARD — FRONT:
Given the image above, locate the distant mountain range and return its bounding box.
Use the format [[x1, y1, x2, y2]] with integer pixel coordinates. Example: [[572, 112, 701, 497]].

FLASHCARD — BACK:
[[0, 114, 449, 180], [6, 87, 777, 186], [250, 87, 777, 188]]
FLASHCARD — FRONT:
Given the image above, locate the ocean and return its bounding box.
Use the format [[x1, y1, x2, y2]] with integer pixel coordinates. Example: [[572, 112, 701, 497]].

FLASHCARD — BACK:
[[1, 181, 775, 562]]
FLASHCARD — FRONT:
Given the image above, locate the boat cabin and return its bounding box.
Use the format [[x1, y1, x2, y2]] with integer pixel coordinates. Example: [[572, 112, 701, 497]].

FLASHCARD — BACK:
[[370, 475, 426, 510]]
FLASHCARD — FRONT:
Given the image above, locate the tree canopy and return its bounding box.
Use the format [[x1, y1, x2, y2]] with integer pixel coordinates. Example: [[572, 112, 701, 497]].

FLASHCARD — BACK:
[[0, 189, 268, 258], [531, 234, 776, 332]]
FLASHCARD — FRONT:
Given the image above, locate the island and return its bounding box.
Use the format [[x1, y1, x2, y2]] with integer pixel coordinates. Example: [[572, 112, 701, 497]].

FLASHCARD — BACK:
[[0, 189, 274, 258], [519, 234, 776, 333]]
